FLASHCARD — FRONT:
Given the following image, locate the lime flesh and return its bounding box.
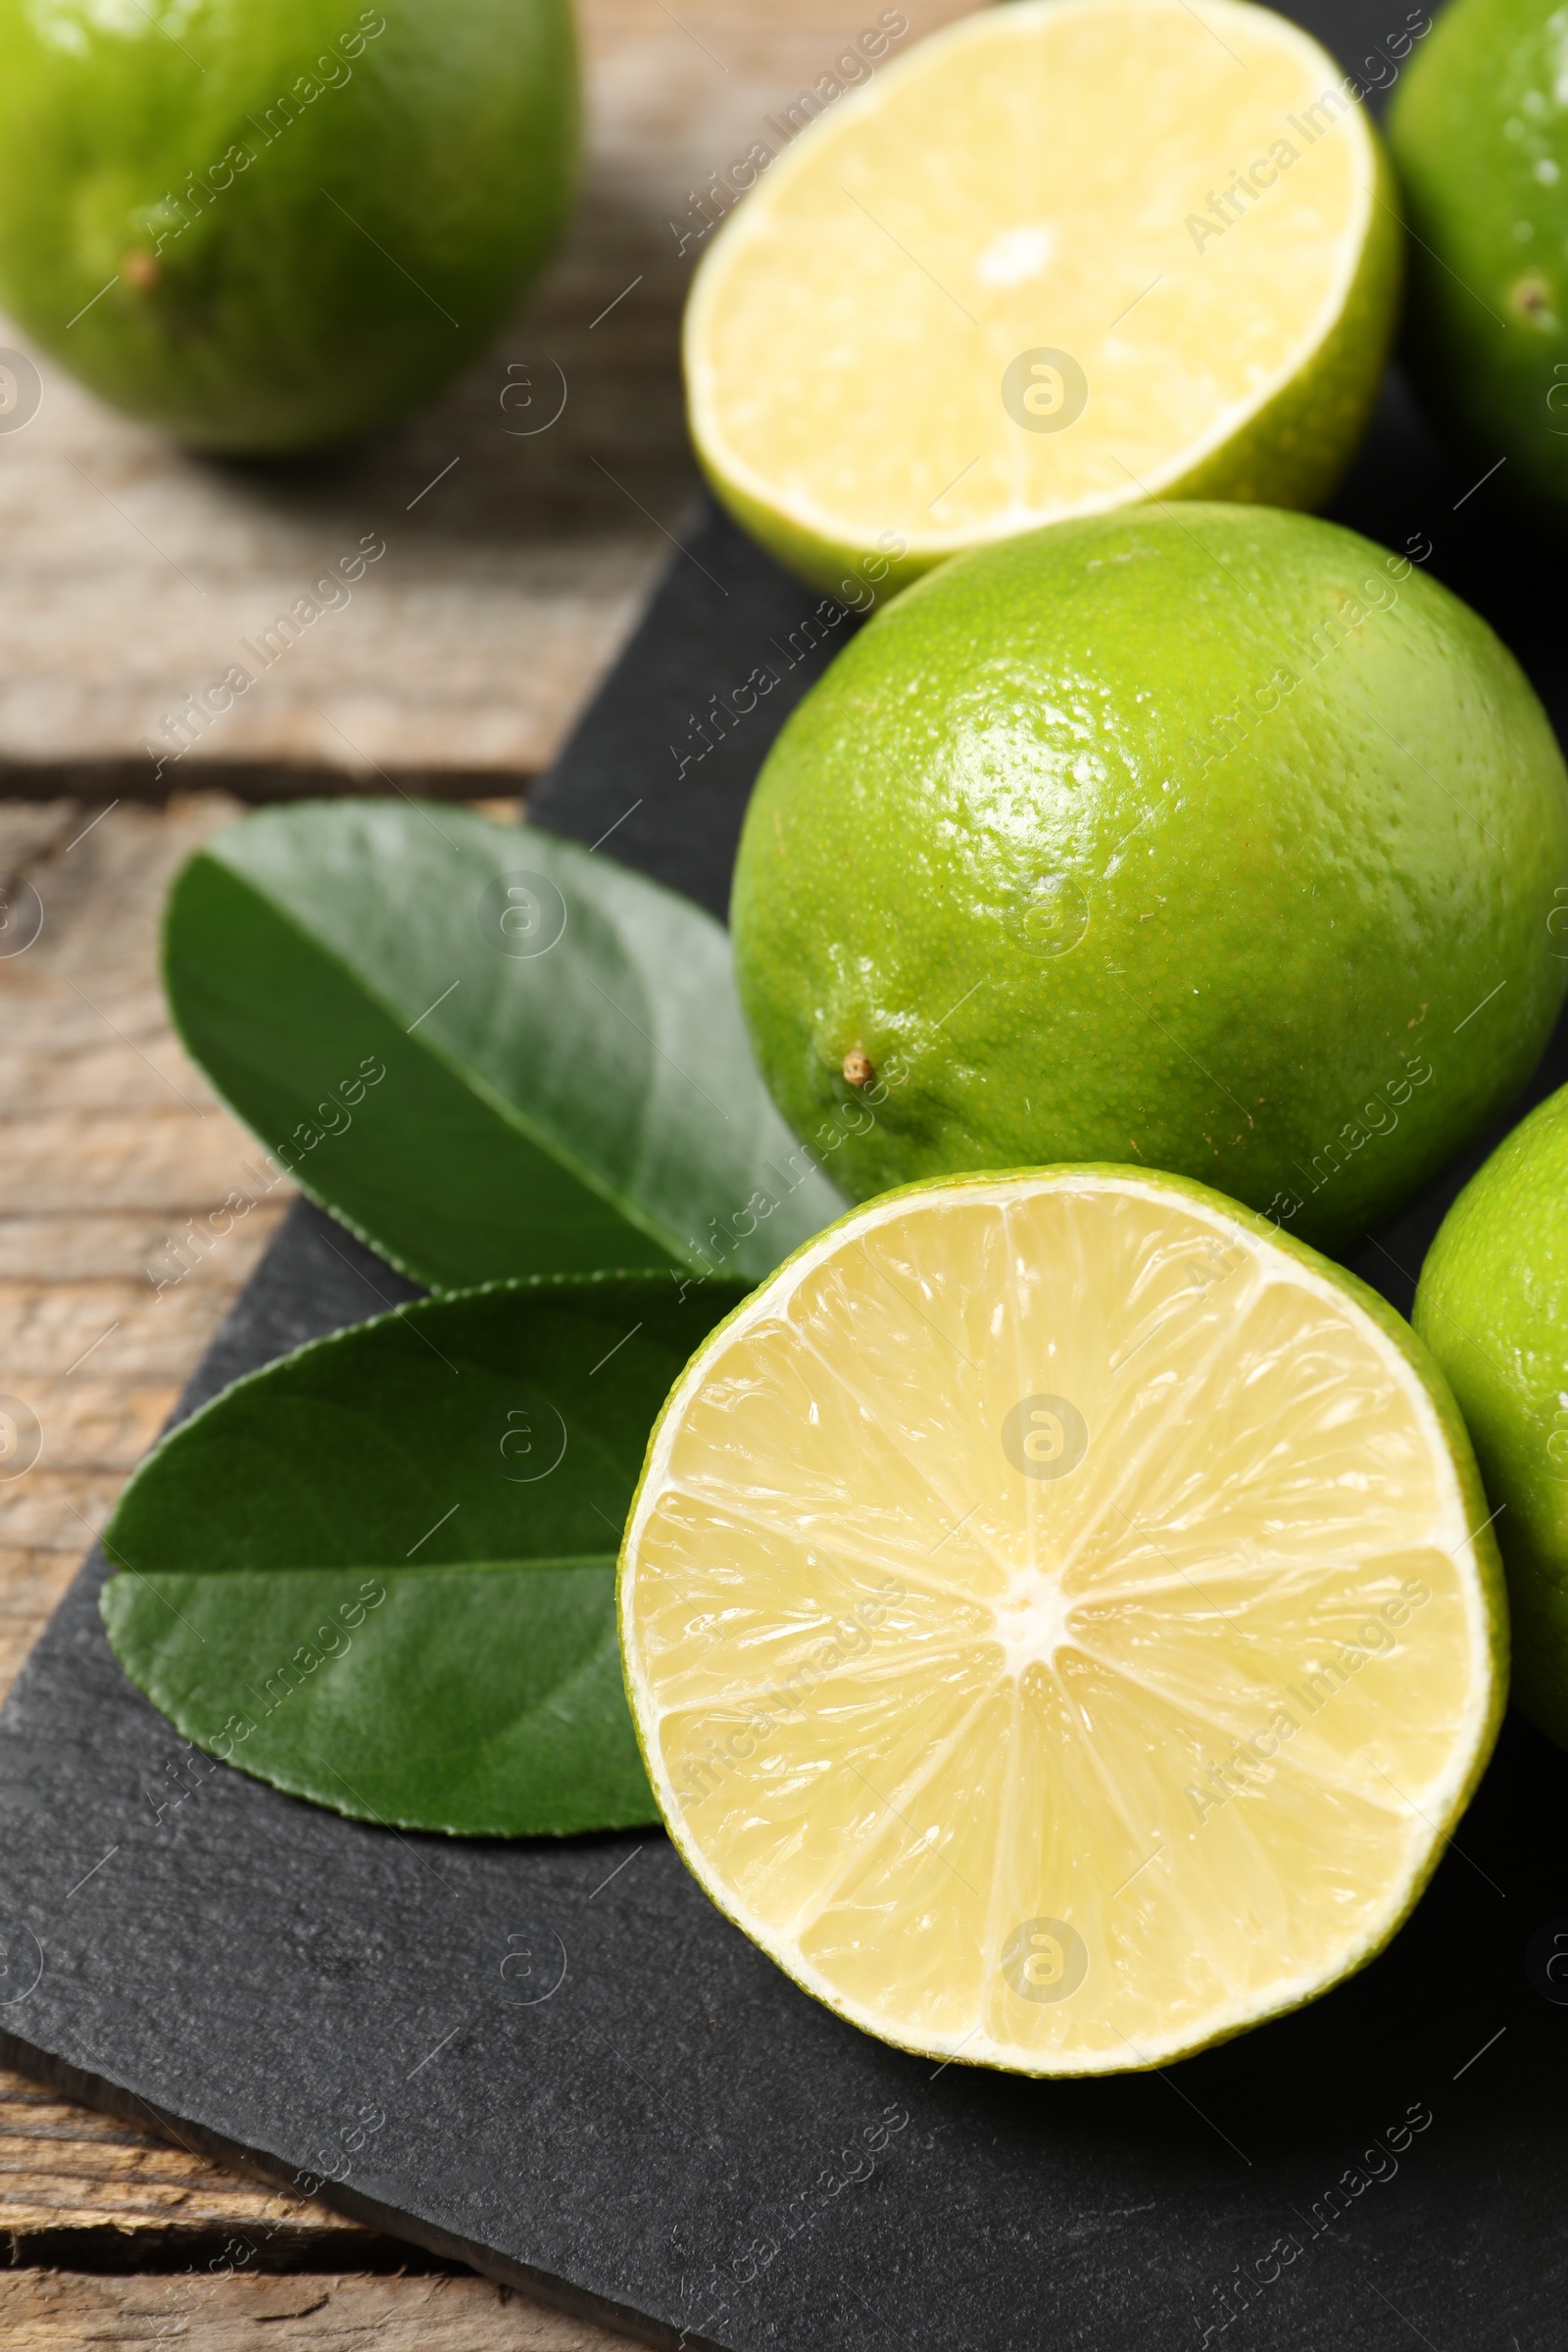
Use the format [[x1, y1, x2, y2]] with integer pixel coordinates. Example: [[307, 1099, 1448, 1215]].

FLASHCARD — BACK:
[[686, 0, 1399, 594], [620, 1168, 1505, 2075]]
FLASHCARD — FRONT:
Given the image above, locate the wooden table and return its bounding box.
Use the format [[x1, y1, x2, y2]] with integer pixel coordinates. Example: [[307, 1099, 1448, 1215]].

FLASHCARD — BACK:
[[0, 0, 973, 2335], [0, 0, 968, 803]]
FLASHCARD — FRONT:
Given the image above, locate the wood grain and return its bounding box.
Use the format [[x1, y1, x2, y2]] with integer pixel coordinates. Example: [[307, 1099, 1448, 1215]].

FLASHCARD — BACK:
[[0, 794, 294, 1705], [0, 0, 971, 799], [0, 2267, 635, 2348], [0, 2067, 364, 2248]]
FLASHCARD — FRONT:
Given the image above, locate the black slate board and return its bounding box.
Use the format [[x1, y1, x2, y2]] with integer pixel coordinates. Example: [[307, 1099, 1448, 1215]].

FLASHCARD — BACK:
[[8, 44, 1568, 2341]]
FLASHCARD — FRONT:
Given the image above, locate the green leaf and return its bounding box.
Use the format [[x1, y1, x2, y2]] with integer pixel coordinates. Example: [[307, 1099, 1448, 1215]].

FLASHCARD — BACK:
[[163, 799, 846, 1292], [99, 1273, 746, 1837]]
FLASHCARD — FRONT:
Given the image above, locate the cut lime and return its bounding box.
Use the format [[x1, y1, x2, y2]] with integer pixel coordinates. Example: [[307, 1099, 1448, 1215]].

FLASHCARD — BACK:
[[685, 0, 1398, 593], [620, 1169, 1505, 2075]]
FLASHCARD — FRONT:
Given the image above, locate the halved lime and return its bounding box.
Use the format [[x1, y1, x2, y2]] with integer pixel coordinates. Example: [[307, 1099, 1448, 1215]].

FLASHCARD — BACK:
[[686, 0, 1398, 592], [620, 1169, 1504, 2075]]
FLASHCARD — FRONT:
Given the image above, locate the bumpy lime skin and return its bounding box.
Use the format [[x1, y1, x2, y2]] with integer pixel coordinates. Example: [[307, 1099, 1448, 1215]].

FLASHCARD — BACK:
[[1415, 1087, 1568, 1747], [1389, 0, 1568, 513], [0, 0, 577, 453], [730, 505, 1568, 1255]]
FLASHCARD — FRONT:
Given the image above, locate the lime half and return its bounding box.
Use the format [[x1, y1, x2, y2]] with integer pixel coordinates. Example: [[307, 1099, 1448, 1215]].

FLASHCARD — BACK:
[[620, 1169, 1505, 2075], [686, 0, 1398, 592]]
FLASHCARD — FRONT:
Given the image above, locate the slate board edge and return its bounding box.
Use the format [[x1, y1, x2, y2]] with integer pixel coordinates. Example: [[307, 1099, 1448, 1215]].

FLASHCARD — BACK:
[[0, 2018, 705, 2347]]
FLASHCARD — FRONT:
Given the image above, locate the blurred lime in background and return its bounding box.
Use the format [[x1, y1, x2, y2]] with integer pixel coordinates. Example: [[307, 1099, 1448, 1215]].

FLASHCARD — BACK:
[[0, 0, 578, 452], [1390, 0, 1568, 514]]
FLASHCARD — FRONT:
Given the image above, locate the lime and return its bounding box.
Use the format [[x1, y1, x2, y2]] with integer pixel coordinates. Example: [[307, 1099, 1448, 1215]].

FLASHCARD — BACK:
[[1388, 0, 1568, 514], [1415, 1084, 1568, 1748], [619, 1167, 1506, 2074], [685, 0, 1398, 596], [731, 504, 1568, 1255], [0, 0, 577, 453]]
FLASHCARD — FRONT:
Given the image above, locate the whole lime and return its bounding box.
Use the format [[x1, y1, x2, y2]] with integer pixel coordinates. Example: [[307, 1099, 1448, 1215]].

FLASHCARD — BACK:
[[1415, 1085, 1568, 1747], [0, 0, 577, 453], [1388, 0, 1568, 512], [730, 505, 1568, 1254]]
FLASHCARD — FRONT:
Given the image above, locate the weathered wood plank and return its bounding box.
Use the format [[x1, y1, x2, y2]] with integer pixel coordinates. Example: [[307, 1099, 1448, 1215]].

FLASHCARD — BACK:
[[0, 793, 318, 2251], [0, 793, 293, 1596], [0, 0, 967, 796], [0, 2267, 636, 2348], [0, 2070, 368, 2239]]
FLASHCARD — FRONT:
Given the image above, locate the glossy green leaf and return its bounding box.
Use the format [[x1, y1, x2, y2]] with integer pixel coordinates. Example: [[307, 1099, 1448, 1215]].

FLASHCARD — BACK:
[[164, 799, 846, 1292], [99, 1273, 745, 1836]]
